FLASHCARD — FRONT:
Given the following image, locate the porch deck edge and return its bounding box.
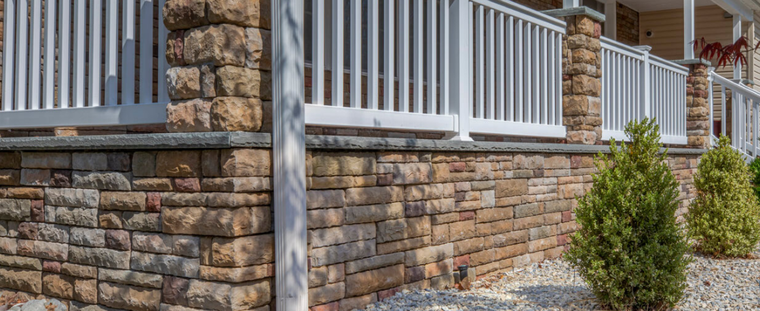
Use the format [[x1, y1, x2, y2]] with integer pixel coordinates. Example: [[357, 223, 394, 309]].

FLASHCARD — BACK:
[[0, 132, 707, 155]]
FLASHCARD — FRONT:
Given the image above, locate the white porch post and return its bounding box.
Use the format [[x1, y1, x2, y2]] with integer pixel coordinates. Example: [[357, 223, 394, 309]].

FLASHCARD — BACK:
[[564, 0, 580, 9], [272, 0, 308, 309], [684, 0, 695, 59], [448, 0, 472, 141], [733, 14, 742, 79], [604, 1, 616, 39]]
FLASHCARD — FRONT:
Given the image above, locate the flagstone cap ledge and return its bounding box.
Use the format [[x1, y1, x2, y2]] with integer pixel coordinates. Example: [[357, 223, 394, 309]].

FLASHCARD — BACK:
[[0, 132, 706, 155]]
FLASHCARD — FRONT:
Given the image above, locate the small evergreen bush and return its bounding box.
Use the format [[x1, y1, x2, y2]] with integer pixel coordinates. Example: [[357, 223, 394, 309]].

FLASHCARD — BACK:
[[564, 119, 690, 311], [687, 135, 760, 257], [748, 157, 760, 200]]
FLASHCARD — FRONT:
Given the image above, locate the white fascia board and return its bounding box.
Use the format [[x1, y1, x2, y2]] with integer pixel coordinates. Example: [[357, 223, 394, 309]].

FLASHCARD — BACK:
[[712, 0, 753, 21]]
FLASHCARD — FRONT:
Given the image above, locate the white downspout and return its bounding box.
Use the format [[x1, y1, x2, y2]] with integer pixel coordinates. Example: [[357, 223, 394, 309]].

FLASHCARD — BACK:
[[685, 0, 695, 59]]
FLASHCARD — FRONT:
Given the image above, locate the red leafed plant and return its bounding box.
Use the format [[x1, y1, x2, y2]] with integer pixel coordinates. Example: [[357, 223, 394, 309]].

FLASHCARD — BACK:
[[693, 36, 760, 68]]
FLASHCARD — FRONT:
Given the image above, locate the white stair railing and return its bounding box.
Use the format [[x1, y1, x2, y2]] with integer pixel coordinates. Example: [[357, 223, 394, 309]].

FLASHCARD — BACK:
[[708, 70, 760, 158], [600, 37, 688, 144], [0, 0, 170, 129]]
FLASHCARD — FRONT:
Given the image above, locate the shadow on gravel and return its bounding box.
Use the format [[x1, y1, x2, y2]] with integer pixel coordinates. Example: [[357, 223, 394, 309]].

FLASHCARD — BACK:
[[504, 284, 603, 310]]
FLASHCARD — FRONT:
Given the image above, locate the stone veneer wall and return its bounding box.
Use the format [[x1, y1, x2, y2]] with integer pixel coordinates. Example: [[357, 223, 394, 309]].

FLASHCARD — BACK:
[[0, 146, 700, 311]]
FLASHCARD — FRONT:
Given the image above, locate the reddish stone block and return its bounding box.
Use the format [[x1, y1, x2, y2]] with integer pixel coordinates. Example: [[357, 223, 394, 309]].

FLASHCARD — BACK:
[[50, 170, 71, 187], [453, 255, 470, 270], [405, 201, 425, 217], [163, 276, 189, 305], [174, 178, 201, 192], [405, 266, 424, 284], [449, 162, 466, 172], [311, 302, 339, 311], [557, 234, 569, 246], [30, 200, 44, 222], [561, 211, 573, 222], [43, 261, 61, 273], [376, 174, 393, 186], [146, 192, 162, 212], [18, 222, 38, 240], [377, 287, 401, 301], [459, 211, 475, 221], [105, 230, 131, 251]]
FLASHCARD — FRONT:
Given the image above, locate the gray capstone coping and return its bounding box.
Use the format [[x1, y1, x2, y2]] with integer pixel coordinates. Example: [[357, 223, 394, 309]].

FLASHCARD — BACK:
[[542, 7, 605, 23], [0, 132, 707, 155], [672, 58, 712, 66]]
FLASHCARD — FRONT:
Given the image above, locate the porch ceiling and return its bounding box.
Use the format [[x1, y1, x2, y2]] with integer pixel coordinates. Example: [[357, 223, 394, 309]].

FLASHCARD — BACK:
[[616, 0, 717, 12]]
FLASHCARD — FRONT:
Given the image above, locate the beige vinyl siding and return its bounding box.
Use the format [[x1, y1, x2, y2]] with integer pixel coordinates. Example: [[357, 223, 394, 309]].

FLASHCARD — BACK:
[[753, 11, 760, 92], [640, 5, 750, 121]]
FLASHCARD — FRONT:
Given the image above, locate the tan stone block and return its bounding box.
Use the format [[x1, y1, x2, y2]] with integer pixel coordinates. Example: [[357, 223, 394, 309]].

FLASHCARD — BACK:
[[200, 264, 271, 283], [476, 207, 513, 223], [307, 190, 345, 209], [208, 0, 267, 27], [495, 243, 528, 261], [98, 282, 161, 311], [184, 24, 246, 66], [163, 206, 270, 237], [339, 294, 377, 311], [514, 215, 544, 230], [212, 97, 263, 132], [245, 28, 271, 70], [309, 282, 345, 306], [424, 259, 453, 279], [312, 153, 376, 176], [469, 249, 495, 266], [307, 208, 345, 229], [377, 217, 430, 243], [405, 243, 453, 266], [345, 186, 403, 206], [0, 170, 20, 186], [495, 179, 528, 197], [167, 66, 201, 99], [221, 149, 271, 177], [493, 230, 529, 247], [376, 236, 430, 255], [166, 99, 213, 133], [163, 0, 208, 30], [74, 278, 98, 304], [211, 234, 274, 267], [0, 267, 42, 293], [404, 184, 452, 201], [311, 224, 375, 248], [21, 152, 71, 169], [328, 263, 345, 283], [133, 178, 175, 191], [206, 192, 271, 207], [449, 220, 476, 242], [156, 151, 202, 177], [453, 237, 484, 256], [344, 202, 403, 224], [311, 239, 376, 267], [344, 252, 404, 275], [0, 152, 22, 169], [377, 163, 432, 185], [101, 192, 147, 211], [345, 264, 404, 297], [215, 67, 261, 98]]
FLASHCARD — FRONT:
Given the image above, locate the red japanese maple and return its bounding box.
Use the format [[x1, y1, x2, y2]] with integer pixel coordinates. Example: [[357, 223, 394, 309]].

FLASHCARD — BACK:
[[693, 36, 760, 68]]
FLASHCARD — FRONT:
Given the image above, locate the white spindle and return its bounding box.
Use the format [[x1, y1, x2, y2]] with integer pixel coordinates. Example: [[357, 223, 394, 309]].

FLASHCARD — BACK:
[[547, 31, 554, 125], [485, 9, 494, 119], [331, 0, 344, 107], [59, 0, 71, 109], [2, 0, 15, 111], [440, 0, 449, 115], [368, 0, 379, 110], [540, 28, 547, 124], [140, 0, 154, 104], [515, 20, 523, 123], [158, 0, 170, 103], [524, 22, 531, 123], [122, 0, 136, 105], [475, 6, 484, 118], [413, 0, 423, 113], [43, 0, 57, 110], [28, 0, 43, 110], [531, 25, 539, 124], [506, 16, 514, 122], [721, 86, 726, 135], [384, 0, 395, 111], [312, 0, 325, 105], [556, 33, 562, 125], [15, 0, 29, 110], [426, 0, 436, 114], [399, 0, 410, 112], [350, 0, 361, 108], [105, 0, 119, 105], [89, 0, 103, 107], [495, 13, 505, 121]]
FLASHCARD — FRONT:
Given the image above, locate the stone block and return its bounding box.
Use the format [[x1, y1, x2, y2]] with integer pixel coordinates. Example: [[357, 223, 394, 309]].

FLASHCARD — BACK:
[[345, 186, 403, 206], [0, 199, 31, 221], [200, 264, 271, 283], [307, 208, 344, 229], [131, 251, 200, 278], [245, 28, 271, 70], [377, 163, 432, 185], [212, 97, 263, 131], [345, 252, 404, 275], [72, 153, 108, 171], [163, 276, 190, 305], [312, 153, 376, 176], [215, 67, 260, 97], [46, 206, 98, 228], [98, 282, 161, 311], [99, 268, 164, 289], [0, 152, 22, 169], [17, 240, 68, 261], [72, 171, 131, 190], [69, 227, 105, 247], [206, 192, 270, 207], [106, 230, 131, 251], [37, 224, 69, 243], [344, 202, 404, 224], [123, 212, 162, 232], [133, 152, 157, 177], [156, 151, 202, 177], [0, 169, 20, 186], [21, 152, 71, 169], [163, 0, 208, 30], [345, 264, 404, 297], [69, 246, 130, 269], [45, 188, 99, 208], [166, 99, 213, 132], [405, 244, 453, 266], [42, 273, 74, 300], [220, 149, 271, 177], [167, 66, 202, 100], [309, 282, 345, 306], [0, 254, 42, 270], [184, 24, 246, 66], [495, 179, 528, 197], [211, 234, 274, 267], [101, 192, 147, 211], [0, 267, 42, 293], [311, 239, 376, 267], [20, 169, 50, 186], [186, 279, 270, 310], [377, 217, 430, 243], [307, 190, 345, 209]]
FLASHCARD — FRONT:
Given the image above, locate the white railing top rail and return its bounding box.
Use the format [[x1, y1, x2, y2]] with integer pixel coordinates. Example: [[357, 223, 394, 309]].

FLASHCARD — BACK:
[[710, 71, 760, 102], [471, 0, 566, 33], [600, 36, 645, 57], [649, 54, 689, 75]]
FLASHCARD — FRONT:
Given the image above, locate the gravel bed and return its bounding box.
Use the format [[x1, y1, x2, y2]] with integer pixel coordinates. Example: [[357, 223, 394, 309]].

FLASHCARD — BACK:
[[361, 249, 760, 311]]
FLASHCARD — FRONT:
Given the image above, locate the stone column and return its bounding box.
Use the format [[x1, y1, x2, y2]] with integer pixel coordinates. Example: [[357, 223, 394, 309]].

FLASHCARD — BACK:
[[546, 7, 604, 145], [680, 60, 711, 148], [163, 0, 271, 133]]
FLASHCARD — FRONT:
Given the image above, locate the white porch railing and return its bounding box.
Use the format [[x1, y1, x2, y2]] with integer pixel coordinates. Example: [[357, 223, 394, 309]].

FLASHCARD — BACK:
[[306, 0, 566, 138], [0, 0, 170, 129], [467, 0, 565, 137], [600, 37, 688, 144], [708, 71, 760, 158]]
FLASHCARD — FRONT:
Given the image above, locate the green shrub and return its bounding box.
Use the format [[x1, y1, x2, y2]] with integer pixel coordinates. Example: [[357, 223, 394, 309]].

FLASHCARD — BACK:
[[687, 135, 760, 257], [748, 157, 760, 200], [564, 119, 690, 310]]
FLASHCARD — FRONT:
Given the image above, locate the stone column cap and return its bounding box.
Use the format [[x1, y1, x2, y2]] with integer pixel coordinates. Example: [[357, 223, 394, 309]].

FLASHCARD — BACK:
[[542, 6, 605, 23], [672, 58, 712, 66]]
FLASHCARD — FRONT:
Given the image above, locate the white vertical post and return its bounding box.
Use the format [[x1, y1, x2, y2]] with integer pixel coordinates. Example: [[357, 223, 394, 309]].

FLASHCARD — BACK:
[[72, 0, 86, 108], [604, 0, 616, 40], [506, 16, 514, 122], [313, 0, 325, 105], [272, 0, 307, 309], [448, 0, 471, 140], [440, 0, 449, 115], [43, 0, 57, 109], [684, 0, 694, 59], [485, 9, 494, 119], [59, 0, 72, 109], [564, 0, 580, 9], [426, 0, 437, 114], [384, 0, 395, 111], [413, 0, 423, 113], [350, 0, 361, 108], [105, 0, 119, 105], [636, 46, 652, 117], [28, 0, 43, 110], [123, 0, 136, 105], [2, 0, 15, 111], [708, 68, 714, 140], [331, 0, 344, 107], [733, 14, 742, 80], [158, 0, 170, 103], [140, 0, 154, 104], [475, 6, 484, 119], [90, 0, 103, 107], [496, 13, 505, 121], [368, 0, 379, 110], [399, 0, 410, 112], [15, 0, 29, 110]]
